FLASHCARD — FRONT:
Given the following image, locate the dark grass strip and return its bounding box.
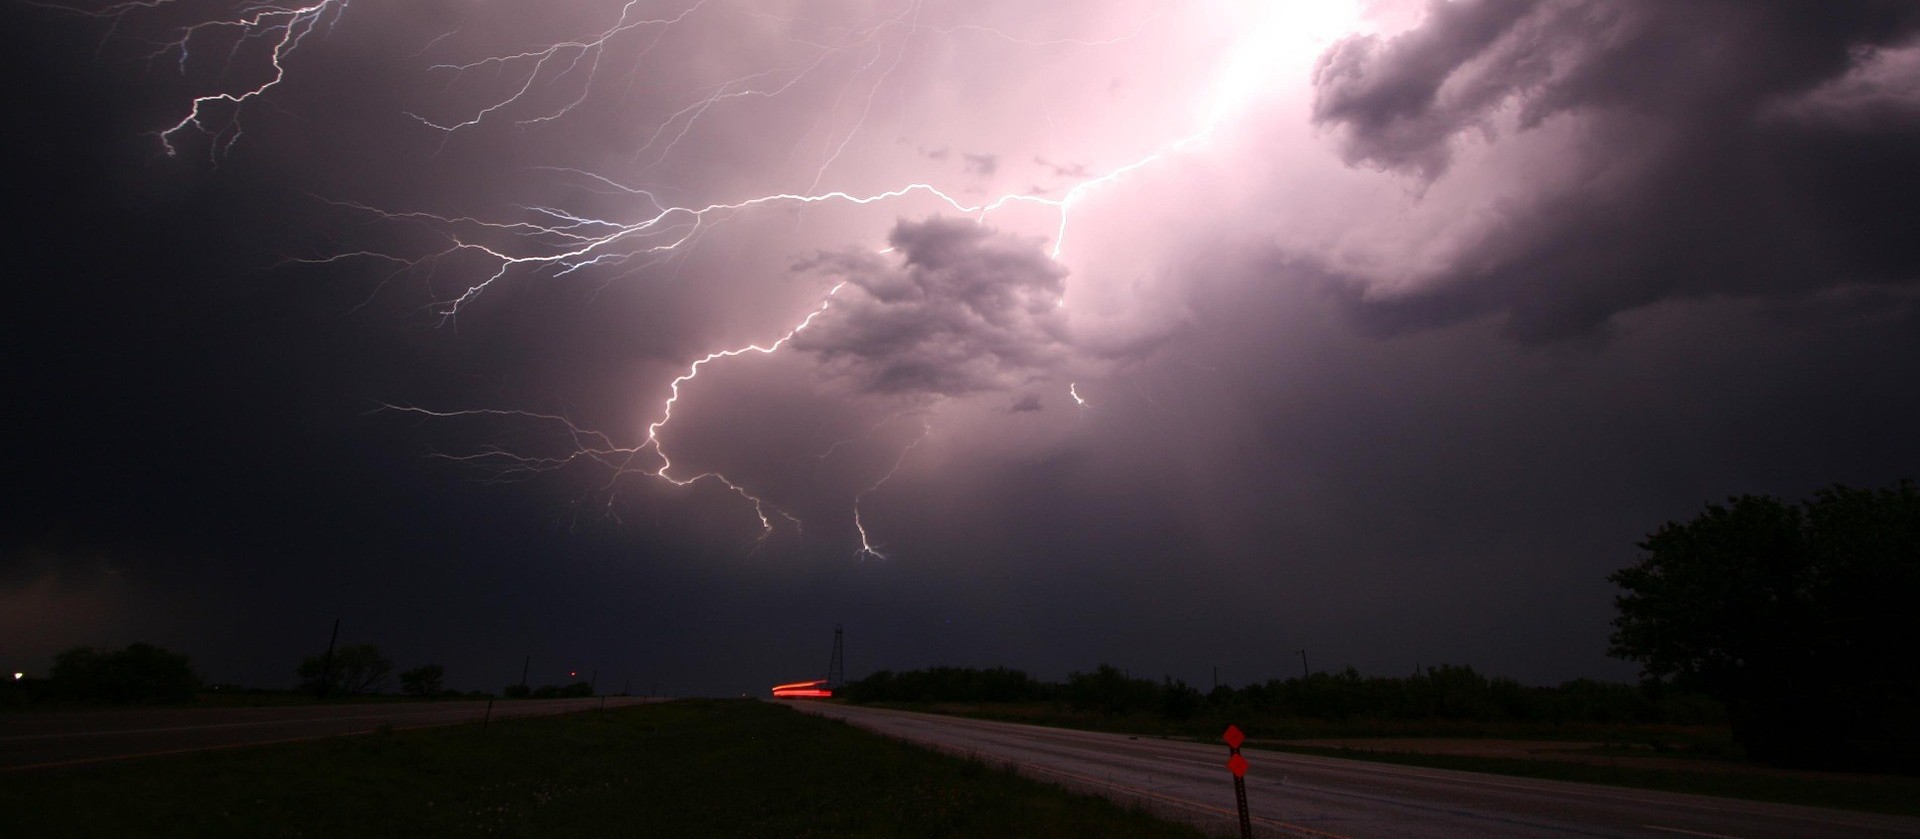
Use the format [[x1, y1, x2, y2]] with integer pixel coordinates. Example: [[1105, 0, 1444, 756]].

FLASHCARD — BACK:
[[1, 699, 1208, 839], [1265, 744, 1920, 817]]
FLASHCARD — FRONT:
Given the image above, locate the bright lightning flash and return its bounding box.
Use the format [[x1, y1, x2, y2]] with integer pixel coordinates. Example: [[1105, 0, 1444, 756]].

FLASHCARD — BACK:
[[67, 0, 1361, 556]]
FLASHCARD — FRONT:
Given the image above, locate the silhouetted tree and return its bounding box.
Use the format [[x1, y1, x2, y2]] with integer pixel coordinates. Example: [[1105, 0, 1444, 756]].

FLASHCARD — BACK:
[[398, 665, 445, 697], [298, 644, 392, 695], [48, 643, 199, 704], [1610, 481, 1920, 768], [1065, 665, 1158, 714], [1157, 677, 1201, 719]]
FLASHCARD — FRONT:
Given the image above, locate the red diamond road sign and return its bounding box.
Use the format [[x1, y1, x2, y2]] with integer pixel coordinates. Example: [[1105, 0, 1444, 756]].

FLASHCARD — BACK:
[[1223, 725, 1245, 749], [1228, 753, 1249, 777]]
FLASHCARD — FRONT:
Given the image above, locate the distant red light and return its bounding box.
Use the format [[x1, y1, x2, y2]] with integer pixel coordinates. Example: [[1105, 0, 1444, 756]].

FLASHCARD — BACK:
[[770, 678, 831, 698]]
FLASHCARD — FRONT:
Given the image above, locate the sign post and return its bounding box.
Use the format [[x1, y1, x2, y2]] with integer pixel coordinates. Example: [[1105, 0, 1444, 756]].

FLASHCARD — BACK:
[[1224, 724, 1252, 839]]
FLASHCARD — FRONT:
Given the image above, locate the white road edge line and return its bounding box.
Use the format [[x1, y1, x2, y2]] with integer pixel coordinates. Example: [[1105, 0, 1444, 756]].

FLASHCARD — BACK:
[[1641, 825, 1749, 839]]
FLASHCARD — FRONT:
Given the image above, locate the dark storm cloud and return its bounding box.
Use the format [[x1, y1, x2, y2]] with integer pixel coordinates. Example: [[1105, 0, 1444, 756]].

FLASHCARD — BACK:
[[10, 0, 1917, 701], [791, 217, 1072, 397], [1312, 0, 1540, 181], [1309, 0, 1920, 341]]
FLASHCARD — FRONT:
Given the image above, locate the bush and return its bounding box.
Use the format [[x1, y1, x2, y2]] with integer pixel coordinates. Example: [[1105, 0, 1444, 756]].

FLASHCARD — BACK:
[[399, 665, 445, 698], [48, 643, 199, 704]]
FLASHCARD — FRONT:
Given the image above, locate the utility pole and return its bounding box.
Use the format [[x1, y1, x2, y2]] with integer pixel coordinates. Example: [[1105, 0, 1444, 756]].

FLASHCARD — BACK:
[[589, 668, 599, 695], [1213, 666, 1219, 691], [826, 624, 845, 688], [1296, 649, 1309, 679], [520, 655, 530, 691], [317, 618, 340, 699]]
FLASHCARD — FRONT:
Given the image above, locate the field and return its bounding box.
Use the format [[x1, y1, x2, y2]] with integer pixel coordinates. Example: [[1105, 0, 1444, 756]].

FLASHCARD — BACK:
[[0, 699, 1206, 838]]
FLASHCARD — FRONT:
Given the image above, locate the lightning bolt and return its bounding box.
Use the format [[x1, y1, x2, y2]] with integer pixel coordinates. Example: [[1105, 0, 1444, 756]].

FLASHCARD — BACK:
[[406, 0, 715, 140], [40, 0, 349, 158], [853, 415, 934, 561], [629, 283, 847, 538], [61, 0, 1323, 556]]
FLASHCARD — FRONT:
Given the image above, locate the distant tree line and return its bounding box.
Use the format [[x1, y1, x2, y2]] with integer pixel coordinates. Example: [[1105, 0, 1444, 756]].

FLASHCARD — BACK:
[[842, 663, 1723, 727], [42, 643, 201, 704], [503, 681, 595, 699], [6, 635, 604, 707], [294, 644, 465, 699], [2, 640, 467, 707]]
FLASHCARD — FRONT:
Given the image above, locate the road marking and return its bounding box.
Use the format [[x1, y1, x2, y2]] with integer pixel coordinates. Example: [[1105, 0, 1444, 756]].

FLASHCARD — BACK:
[[1641, 826, 1748, 839]]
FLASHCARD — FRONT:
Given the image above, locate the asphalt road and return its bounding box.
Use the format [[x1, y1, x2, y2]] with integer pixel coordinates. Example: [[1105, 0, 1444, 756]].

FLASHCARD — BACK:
[[0, 696, 659, 770], [793, 702, 1920, 839]]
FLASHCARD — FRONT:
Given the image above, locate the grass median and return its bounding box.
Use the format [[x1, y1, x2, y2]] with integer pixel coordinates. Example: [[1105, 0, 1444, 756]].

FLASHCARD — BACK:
[[1, 699, 1207, 838], [1265, 744, 1920, 817]]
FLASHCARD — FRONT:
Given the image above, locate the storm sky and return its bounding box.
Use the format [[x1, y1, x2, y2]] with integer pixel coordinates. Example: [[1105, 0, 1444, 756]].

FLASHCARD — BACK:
[[6, 0, 1919, 696]]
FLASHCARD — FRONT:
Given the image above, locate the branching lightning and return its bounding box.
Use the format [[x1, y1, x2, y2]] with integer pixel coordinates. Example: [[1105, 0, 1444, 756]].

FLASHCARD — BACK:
[[43, 0, 350, 157], [59, 0, 1339, 556]]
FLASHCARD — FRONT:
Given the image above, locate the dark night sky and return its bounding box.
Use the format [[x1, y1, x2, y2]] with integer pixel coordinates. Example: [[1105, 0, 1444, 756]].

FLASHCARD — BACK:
[[5, 0, 1919, 697]]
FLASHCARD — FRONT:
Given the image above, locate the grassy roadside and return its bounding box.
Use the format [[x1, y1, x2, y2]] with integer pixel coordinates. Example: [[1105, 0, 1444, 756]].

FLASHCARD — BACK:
[[0, 691, 471, 713], [0, 699, 1207, 838], [1266, 744, 1920, 817], [850, 701, 1920, 817]]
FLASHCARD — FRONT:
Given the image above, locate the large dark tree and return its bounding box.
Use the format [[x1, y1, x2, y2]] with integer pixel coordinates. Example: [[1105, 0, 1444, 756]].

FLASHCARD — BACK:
[[297, 644, 393, 696], [1609, 481, 1920, 768]]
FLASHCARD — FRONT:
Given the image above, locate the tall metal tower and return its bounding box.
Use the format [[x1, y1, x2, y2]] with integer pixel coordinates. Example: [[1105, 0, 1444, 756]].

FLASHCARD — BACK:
[[826, 624, 845, 688]]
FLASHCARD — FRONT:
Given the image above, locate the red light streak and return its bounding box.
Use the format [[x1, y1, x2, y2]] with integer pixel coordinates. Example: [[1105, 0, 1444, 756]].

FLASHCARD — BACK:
[[770, 678, 832, 698], [771, 678, 828, 691]]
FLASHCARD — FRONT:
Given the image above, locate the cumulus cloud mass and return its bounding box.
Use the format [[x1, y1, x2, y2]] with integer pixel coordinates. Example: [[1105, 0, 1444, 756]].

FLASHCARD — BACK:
[[793, 218, 1072, 397]]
